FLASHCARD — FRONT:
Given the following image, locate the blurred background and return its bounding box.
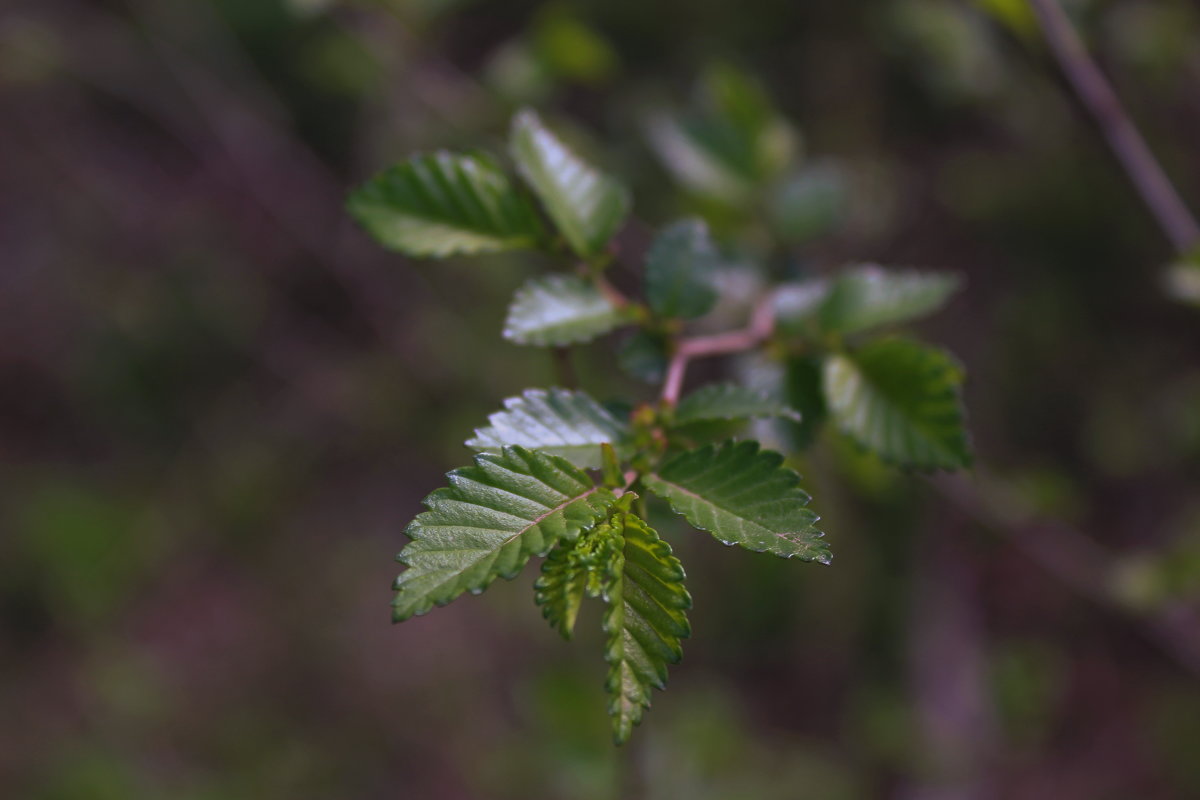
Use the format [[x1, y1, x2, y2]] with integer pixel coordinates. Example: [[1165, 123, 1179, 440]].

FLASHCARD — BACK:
[[2, 0, 1200, 797]]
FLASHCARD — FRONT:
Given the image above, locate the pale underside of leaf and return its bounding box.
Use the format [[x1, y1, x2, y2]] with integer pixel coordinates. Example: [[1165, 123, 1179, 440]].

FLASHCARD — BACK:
[[393, 446, 616, 621], [510, 110, 629, 257], [673, 383, 801, 426], [347, 151, 543, 257], [644, 440, 829, 563], [467, 387, 633, 469], [822, 337, 971, 471], [503, 274, 624, 346]]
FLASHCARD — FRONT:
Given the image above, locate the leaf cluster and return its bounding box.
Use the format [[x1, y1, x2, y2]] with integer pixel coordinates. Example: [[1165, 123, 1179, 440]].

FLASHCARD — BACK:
[[349, 70, 972, 743]]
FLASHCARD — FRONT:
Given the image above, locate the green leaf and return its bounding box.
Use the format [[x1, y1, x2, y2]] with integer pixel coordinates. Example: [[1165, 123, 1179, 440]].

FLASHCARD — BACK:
[[466, 388, 632, 469], [510, 109, 630, 257], [393, 446, 616, 621], [646, 114, 758, 203], [819, 265, 961, 336], [617, 330, 669, 383], [347, 151, 544, 257], [534, 511, 622, 639], [782, 356, 828, 450], [599, 507, 691, 744], [772, 278, 831, 336], [823, 337, 971, 470], [769, 163, 847, 243], [646, 65, 797, 204], [644, 440, 829, 562], [644, 219, 721, 319], [503, 274, 624, 346], [673, 383, 801, 425]]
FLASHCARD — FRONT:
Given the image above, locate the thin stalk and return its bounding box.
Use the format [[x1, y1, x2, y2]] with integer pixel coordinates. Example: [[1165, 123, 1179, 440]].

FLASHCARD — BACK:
[[1029, 0, 1200, 253]]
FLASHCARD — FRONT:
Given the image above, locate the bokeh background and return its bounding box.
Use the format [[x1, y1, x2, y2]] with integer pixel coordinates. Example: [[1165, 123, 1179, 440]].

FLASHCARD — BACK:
[[3, 0, 1200, 797]]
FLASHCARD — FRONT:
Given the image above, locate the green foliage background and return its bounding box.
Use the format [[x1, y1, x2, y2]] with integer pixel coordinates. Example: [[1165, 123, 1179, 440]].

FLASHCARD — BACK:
[[2, 0, 1200, 797]]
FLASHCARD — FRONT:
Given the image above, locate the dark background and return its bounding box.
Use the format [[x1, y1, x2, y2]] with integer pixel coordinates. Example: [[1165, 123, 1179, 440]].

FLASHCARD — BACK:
[[2, 0, 1199, 797]]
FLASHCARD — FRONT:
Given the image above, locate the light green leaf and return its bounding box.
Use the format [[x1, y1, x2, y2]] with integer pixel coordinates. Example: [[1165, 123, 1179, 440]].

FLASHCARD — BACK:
[[393, 446, 616, 621], [466, 388, 632, 469], [510, 109, 630, 257], [347, 151, 544, 257], [823, 337, 971, 470], [644, 218, 721, 319], [644, 440, 829, 562], [534, 511, 621, 639], [673, 383, 801, 425], [819, 265, 961, 336], [503, 274, 625, 346], [599, 506, 691, 744]]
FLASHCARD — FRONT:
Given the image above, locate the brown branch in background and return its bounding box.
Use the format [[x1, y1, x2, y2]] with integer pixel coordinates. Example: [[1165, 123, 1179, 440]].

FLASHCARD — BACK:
[[660, 292, 776, 405], [933, 474, 1200, 678], [1029, 0, 1200, 253]]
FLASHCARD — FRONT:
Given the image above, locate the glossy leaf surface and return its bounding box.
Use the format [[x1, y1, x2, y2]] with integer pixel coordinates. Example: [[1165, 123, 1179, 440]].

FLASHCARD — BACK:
[[348, 151, 543, 257], [819, 265, 960, 336], [645, 440, 829, 562], [510, 109, 629, 257], [503, 274, 624, 346], [823, 337, 971, 470], [467, 388, 632, 469], [673, 383, 801, 425]]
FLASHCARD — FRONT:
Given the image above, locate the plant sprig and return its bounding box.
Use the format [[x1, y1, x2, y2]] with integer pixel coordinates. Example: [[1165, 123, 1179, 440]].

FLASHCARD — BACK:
[[349, 73, 971, 744]]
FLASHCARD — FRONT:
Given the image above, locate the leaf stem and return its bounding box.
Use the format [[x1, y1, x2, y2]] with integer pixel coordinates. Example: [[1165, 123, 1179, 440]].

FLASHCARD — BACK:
[[1029, 0, 1200, 253], [660, 291, 777, 405], [552, 346, 578, 389]]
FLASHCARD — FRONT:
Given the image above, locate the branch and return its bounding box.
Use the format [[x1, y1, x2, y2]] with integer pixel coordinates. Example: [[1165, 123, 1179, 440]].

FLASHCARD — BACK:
[[660, 293, 776, 405], [933, 473, 1200, 678], [1029, 0, 1200, 253]]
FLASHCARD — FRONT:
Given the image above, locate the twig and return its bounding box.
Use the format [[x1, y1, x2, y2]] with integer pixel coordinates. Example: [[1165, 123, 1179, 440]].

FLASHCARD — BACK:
[[1029, 0, 1200, 253], [551, 347, 578, 389], [660, 293, 776, 405], [933, 473, 1200, 677]]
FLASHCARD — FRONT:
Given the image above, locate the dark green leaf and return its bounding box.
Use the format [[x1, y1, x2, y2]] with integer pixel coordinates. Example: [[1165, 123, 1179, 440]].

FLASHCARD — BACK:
[[510, 109, 630, 257], [617, 330, 669, 384], [393, 446, 616, 621], [673, 383, 801, 425], [782, 356, 828, 450], [644, 440, 829, 562], [769, 163, 847, 243], [347, 151, 544, 257], [823, 337, 971, 470], [819, 265, 961, 336], [467, 388, 632, 469], [644, 219, 721, 319]]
